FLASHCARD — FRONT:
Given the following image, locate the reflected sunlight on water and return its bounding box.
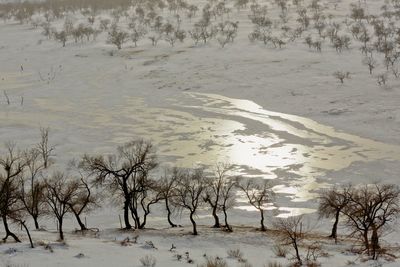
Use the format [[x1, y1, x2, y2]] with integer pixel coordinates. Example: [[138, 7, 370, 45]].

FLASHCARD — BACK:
[[2, 91, 400, 217]]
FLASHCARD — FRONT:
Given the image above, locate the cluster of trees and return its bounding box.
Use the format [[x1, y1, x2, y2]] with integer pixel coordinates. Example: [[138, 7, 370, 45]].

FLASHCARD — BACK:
[[319, 184, 400, 260], [0, 133, 275, 245], [1, 131, 399, 264], [3, 0, 400, 79], [0, 128, 98, 247]]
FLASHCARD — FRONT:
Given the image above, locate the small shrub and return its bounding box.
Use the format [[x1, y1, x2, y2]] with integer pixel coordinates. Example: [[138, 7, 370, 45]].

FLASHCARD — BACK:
[[140, 255, 156, 267], [306, 261, 321, 267], [272, 244, 288, 258], [227, 248, 243, 259], [198, 257, 228, 267], [264, 261, 283, 267], [333, 71, 351, 84]]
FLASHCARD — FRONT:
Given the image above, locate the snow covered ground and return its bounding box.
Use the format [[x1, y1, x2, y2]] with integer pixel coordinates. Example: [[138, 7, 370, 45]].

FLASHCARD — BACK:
[[1, 0, 400, 265]]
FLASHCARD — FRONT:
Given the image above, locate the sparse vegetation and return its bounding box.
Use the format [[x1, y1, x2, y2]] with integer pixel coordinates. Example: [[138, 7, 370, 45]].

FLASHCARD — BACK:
[[1, 0, 400, 265]]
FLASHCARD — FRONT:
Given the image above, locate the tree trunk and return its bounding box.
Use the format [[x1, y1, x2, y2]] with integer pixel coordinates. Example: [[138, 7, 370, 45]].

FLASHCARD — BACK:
[[223, 206, 232, 232], [2, 215, 21, 243], [371, 225, 380, 259], [211, 204, 220, 228], [139, 211, 149, 229], [165, 199, 177, 227], [21, 221, 34, 248], [58, 218, 64, 241], [260, 209, 266, 231], [293, 240, 302, 265], [33, 215, 40, 230], [329, 209, 340, 242], [72, 210, 87, 231], [123, 199, 132, 230], [363, 229, 370, 253], [189, 211, 197, 235]]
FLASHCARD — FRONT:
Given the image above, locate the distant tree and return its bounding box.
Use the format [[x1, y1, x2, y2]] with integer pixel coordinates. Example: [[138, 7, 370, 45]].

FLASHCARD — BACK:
[[54, 30, 68, 47], [363, 55, 377, 75], [333, 71, 350, 84], [100, 18, 111, 31], [216, 21, 239, 48], [237, 178, 274, 231], [129, 21, 147, 47], [37, 127, 55, 169], [107, 24, 129, 50]]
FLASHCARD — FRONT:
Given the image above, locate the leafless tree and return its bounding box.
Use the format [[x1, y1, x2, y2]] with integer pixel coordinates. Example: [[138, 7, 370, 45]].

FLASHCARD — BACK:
[[318, 184, 352, 242], [0, 142, 26, 242], [134, 177, 164, 229], [107, 24, 129, 50], [363, 55, 377, 75], [44, 172, 80, 241], [129, 20, 147, 47], [219, 175, 236, 232], [19, 148, 46, 230], [189, 18, 216, 45], [203, 163, 233, 228], [67, 175, 98, 231], [173, 168, 207, 235], [333, 71, 350, 84], [159, 168, 181, 227], [54, 30, 68, 47], [216, 21, 239, 48], [377, 73, 388, 86], [342, 183, 400, 259], [237, 178, 274, 231], [100, 18, 111, 31], [80, 139, 157, 230], [37, 127, 55, 169], [273, 215, 308, 265]]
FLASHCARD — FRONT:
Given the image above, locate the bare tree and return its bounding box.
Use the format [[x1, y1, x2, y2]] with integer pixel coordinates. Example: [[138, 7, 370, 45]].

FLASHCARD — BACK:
[[363, 55, 377, 75], [273, 216, 307, 265], [54, 30, 68, 47], [219, 176, 236, 232], [342, 183, 400, 259], [318, 184, 351, 242], [45, 172, 80, 241], [216, 21, 239, 48], [67, 175, 98, 231], [19, 148, 46, 230], [129, 21, 147, 47], [37, 127, 55, 169], [237, 178, 274, 231], [107, 24, 129, 50], [173, 168, 207, 235], [134, 178, 164, 229], [0, 142, 26, 242], [333, 71, 350, 84], [80, 139, 157, 230], [159, 168, 181, 227], [203, 163, 232, 228], [377, 73, 388, 86]]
